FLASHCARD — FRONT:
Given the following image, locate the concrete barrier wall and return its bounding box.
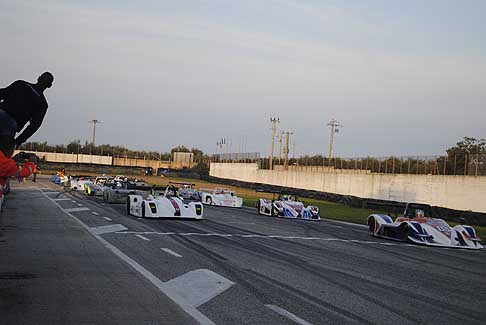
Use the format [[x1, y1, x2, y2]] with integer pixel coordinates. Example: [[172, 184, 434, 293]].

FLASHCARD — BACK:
[[77, 154, 112, 165], [14, 150, 112, 165], [113, 157, 195, 170], [210, 163, 486, 213], [13, 151, 193, 169]]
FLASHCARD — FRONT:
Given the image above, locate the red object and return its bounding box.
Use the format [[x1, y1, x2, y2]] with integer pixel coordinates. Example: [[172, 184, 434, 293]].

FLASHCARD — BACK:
[[0, 151, 18, 178], [19, 162, 36, 178]]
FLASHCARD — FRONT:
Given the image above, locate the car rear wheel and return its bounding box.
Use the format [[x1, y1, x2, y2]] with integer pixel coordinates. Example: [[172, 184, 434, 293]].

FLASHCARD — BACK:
[[256, 201, 262, 215], [368, 217, 377, 234], [141, 202, 146, 218], [126, 197, 131, 215]]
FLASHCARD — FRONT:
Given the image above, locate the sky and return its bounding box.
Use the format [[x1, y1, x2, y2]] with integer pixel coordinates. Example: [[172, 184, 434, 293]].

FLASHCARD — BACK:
[[1, 0, 485, 157]]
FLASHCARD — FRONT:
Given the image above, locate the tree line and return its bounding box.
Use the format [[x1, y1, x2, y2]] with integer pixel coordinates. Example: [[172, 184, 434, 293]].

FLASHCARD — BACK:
[[18, 141, 209, 162]]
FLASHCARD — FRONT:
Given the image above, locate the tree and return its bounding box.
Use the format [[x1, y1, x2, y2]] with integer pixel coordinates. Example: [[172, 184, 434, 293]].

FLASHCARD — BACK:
[[171, 145, 190, 153], [66, 140, 81, 154], [446, 137, 486, 175]]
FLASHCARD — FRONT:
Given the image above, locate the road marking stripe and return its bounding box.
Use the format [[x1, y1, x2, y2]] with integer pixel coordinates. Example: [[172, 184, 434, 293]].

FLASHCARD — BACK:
[[115, 231, 390, 244], [91, 224, 127, 235], [64, 207, 90, 213], [71, 200, 77, 203], [53, 198, 71, 201], [265, 305, 313, 325], [165, 269, 234, 308], [161, 248, 183, 258], [136, 234, 150, 241], [40, 190, 216, 325], [77, 203, 83, 206], [92, 212, 100, 216], [103, 217, 112, 221]]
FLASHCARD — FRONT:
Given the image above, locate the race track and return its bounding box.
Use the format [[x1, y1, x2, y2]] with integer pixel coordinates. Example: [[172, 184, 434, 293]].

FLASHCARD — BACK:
[[2, 177, 486, 324]]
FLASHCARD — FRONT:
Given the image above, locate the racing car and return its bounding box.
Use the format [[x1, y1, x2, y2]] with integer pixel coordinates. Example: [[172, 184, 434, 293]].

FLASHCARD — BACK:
[[256, 190, 320, 220], [103, 182, 165, 204], [367, 203, 483, 249], [70, 176, 94, 191], [200, 187, 243, 207], [103, 181, 136, 203], [84, 176, 110, 196], [170, 182, 201, 201], [127, 184, 204, 219]]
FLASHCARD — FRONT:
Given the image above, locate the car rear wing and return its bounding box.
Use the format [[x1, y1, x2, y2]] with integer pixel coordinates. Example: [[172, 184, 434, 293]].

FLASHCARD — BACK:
[[169, 181, 196, 187], [199, 188, 234, 194], [125, 185, 167, 191], [363, 201, 433, 218]]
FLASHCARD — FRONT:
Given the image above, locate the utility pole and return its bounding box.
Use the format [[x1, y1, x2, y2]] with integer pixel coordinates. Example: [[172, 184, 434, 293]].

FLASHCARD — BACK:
[[89, 119, 101, 146], [292, 137, 296, 160], [269, 117, 280, 169], [278, 131, 284, 164], [283, 131, 293, 169], [327, 119, 342, 160]]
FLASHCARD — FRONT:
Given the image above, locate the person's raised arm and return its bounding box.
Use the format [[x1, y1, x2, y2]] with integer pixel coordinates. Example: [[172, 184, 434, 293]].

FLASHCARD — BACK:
[[15, 109, 47, 146]]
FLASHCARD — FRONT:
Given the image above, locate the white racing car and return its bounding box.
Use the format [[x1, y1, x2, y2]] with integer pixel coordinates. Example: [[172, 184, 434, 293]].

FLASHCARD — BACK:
[[127, 184, 204, 219], [70, 176, 94, 191], [200, 188, 243, 208], [256, 190, 320, 220], [84, 176, 110, 196], [368, 203, 483, 249]]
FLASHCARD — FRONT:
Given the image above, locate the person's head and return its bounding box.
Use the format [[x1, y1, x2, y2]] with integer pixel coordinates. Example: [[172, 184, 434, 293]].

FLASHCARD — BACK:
[[37, 72, 54, 90]]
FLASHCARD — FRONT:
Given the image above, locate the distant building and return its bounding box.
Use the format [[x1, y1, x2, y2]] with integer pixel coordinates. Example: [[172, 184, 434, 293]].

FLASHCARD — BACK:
[[172, 152, 194, 164]]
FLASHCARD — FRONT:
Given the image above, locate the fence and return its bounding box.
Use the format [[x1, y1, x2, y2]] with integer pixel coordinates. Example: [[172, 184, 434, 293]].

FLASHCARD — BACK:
[[212, 152, 260, 162], [14, 150, 198, 170], [209, 153, 486, 176]]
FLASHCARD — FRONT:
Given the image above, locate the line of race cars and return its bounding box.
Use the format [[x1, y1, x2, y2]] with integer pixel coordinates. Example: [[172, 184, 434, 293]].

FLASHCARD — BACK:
[[51, 172, 483, 250], [52, 174, 244, 220]]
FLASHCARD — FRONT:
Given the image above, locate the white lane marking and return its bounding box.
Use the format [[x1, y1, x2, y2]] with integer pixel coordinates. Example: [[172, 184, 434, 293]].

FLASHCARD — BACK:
[[64, 207, 90, 213], [165, 269, 234, 308], [40, 190, 217, 324], [103, 217, 113, 221], [53, 198, 72, 201], [92, 212, 100, 216], [135, 234, 150, 241], [265, 305, 313, 325], [91, 224, 127, 235], [77, 203, 83, 206], [71, 200, 77, 203], [115, 231, 396, 245], [161, 248, 183, 258]]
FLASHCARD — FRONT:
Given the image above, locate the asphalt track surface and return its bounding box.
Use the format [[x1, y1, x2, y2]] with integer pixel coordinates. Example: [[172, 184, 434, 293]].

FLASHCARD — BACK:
[[1, 177, 486, 324]]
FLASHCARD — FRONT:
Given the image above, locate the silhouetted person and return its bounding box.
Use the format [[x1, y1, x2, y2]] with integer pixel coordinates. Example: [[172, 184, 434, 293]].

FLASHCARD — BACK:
[[0, 72, 54, 153]]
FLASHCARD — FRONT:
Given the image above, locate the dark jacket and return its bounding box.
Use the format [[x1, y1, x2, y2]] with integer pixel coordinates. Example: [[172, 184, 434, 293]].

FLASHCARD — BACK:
[[0, 80, 48, 145]]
